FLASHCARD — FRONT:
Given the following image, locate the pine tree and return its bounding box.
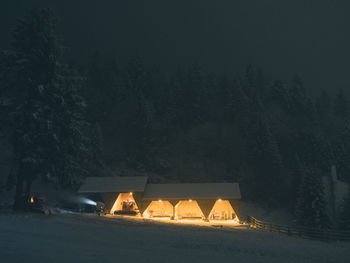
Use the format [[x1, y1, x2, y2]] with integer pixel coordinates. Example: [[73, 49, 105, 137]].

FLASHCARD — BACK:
[[85, 52, 121, 124], [121, 57, 156, 162], [229, 79, 285, 204], [229, 76, 250, 131], [186, 64, 205, 126], [268, 80, 290, 111], [217, 74, 231, 123], [334, 124, 350, 183], [334, 88, 349, 120], [295, 164, 331, 229], [288, 75, 309, 127], [243, 65, 256, 98], [315, 90, 331, 120], [0, 9, 90, 210], [290, 155, 304, 209], [249, 95, 284, 204], [255, 68, 267, 101], [204, 73, 219, 122], [338, 190, 350, 230], [289, 75, 306, 108]]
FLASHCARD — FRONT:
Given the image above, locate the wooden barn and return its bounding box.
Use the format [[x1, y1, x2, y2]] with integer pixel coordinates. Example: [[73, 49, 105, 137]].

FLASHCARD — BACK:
[[78, 176, 241, 222]]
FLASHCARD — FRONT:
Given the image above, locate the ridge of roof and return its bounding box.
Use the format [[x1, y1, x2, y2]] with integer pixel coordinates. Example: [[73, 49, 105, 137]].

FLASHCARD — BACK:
[[78, 176, 148, 193], [143, 182, 241, 200]]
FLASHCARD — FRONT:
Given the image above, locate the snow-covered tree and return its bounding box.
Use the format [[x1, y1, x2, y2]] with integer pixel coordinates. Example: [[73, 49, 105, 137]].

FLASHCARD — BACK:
[[338, 190, 350, 230], [295, 164, 331, 229], [315, 90, 331, 120], [334, 89, 349, 120], [333, 124, 350, 183], [249, 95, 284, 204], [185, 64, 205, 126], [243, 65, 255, 98], [0, 9, 90, 210]]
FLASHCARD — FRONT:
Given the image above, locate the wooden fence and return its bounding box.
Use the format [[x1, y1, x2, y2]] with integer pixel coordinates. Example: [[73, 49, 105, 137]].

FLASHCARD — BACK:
[[246, 216, 350, 242]]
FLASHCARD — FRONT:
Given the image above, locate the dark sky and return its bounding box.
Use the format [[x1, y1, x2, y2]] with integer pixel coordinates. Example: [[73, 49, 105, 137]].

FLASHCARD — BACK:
[[1, 0, 350, 93]]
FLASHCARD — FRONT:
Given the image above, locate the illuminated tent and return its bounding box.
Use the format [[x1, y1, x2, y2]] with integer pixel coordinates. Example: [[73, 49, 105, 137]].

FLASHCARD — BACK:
[[143, 200, 173, 218], [78, 176, 148, 214], [142, 183, 241, 221]]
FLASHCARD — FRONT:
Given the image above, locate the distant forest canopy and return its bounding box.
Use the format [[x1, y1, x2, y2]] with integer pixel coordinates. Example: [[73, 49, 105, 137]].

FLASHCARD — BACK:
[[1, 9, 350, 223], [85, 54, 350, 228], [83, 53, 350, 203]]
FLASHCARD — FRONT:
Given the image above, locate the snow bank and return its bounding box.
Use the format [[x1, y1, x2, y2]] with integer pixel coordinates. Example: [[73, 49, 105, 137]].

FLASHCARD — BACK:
[[0, 213, 349, 263]]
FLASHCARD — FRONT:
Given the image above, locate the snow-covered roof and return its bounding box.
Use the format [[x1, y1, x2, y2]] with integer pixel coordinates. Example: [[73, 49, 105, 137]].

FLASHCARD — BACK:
[[78, 176, 148, 193], [142, 183, 241, 200]]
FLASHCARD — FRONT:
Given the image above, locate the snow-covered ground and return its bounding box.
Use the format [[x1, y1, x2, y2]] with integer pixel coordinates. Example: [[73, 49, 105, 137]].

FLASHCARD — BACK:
[[0, 213, 349, 263]]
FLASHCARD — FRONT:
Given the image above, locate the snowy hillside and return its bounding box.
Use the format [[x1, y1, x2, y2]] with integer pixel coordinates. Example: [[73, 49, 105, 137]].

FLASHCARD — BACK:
[[0, 213, 349, 263]]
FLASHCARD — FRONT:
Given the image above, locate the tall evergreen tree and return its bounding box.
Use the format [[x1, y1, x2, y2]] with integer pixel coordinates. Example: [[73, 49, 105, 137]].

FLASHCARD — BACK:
[[0, 9, 90, 210], [288, 75, 309, 128], [119, 57, 156, 163], [338, 190, 350, 230], [217, 74, 231, 123], [255, 68, 267, 100], [315, 90, 331, 120], [334, 124, 350, 183], [268, 80, 290, 111], [248, 95, 284, 204], [185, 64, 205, 126], [334, 88, 349, 120], [229, 76, 250, 131], [243, 65, 256, 98], [295, 164, 331, 229], [167, 69, 185, 130]]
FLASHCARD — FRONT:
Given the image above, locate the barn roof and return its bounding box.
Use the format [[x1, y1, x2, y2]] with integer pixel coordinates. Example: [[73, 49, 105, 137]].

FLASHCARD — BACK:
[[142, 183, 241, 200], [78, 176, 148, 193]]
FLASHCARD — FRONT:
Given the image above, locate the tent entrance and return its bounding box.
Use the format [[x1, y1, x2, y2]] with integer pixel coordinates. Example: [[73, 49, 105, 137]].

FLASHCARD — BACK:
[[143, 200, 173, 218], [110, 193, 139, 215], [209, 200, 237, 221], [175, 200, 204, 220]]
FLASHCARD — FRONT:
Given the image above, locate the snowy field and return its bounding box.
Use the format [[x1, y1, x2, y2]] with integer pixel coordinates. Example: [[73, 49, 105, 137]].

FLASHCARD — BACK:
[[0, 213, 349, 263]]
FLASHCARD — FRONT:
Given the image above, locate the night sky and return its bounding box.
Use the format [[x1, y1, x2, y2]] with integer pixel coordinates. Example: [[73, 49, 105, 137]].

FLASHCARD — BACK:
[[1, 0, 350, 93]]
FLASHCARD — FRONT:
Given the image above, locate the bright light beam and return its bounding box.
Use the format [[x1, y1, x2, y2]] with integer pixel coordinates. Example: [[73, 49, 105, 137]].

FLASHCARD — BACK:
[[79, 197, 97, 206]]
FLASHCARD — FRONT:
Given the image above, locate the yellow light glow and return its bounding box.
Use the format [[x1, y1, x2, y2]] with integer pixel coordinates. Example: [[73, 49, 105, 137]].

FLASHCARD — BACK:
[[175, 200, 204, 220], [209, 199, 238, 221], [158, 199, 162, 202], [129, 192, 133, 195], [189, 199, 192, 202], [30, 196, 34, 204], [110, 193, 139, 214], [218, 199, 222, 202], [143, 210, 150, 218], [143, 200, 173, 218]]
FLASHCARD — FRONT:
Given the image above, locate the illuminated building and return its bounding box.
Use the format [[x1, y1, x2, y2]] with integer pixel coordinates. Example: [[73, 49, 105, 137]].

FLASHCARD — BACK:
[[79, 177, 241, 222]]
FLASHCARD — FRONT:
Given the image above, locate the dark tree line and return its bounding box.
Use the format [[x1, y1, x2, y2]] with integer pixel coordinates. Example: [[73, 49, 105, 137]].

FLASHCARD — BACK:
[[0, 9, 90, 210], [1, 9, 350, 230], [84, 53, 350, 229]]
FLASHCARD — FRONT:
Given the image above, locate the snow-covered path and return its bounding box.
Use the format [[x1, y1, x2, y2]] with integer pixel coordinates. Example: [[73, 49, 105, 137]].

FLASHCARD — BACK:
[[0, 213, 349, 263]]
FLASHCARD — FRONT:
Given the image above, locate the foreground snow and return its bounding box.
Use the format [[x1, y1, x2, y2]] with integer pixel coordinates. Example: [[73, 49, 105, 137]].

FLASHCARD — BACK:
[[0, 213, 349, 263]]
